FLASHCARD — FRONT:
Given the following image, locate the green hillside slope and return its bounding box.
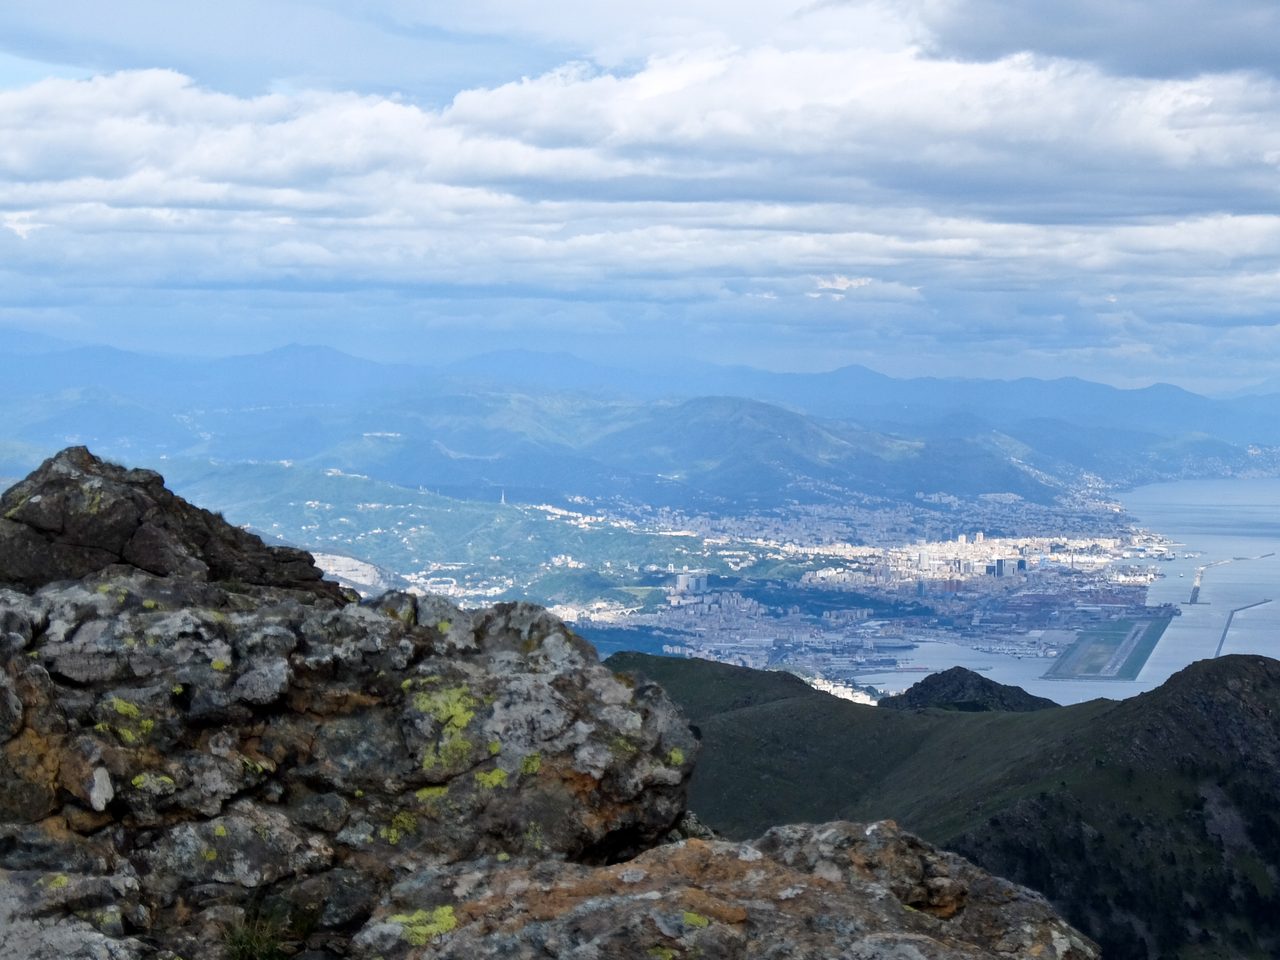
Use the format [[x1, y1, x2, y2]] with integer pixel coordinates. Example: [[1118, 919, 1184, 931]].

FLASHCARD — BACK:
[[606, 652, 1280, 960]]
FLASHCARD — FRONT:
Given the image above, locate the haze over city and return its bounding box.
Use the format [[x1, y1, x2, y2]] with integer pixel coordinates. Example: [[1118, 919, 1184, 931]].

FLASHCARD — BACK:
[[4, 1, 1280, 391]]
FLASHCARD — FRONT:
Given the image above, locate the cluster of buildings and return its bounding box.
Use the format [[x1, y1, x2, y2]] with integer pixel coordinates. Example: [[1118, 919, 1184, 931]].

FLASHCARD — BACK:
[[581, 527, 1178, 684]]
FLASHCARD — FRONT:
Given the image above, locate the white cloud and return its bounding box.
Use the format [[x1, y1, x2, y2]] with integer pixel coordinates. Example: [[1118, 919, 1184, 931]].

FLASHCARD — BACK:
[[816, 276, 873, 291], [1, 5, 1280, 385], [1, 211, 42, 239]]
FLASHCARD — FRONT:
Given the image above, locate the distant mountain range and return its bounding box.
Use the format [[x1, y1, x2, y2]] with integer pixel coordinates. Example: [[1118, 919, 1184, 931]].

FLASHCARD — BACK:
[[2, 341, 1278, 514], [607, 651, 1280, 959]]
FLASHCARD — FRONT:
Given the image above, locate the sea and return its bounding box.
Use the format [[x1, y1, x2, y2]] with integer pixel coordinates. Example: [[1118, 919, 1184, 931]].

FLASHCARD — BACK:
[[856, 478, 1280, 706]]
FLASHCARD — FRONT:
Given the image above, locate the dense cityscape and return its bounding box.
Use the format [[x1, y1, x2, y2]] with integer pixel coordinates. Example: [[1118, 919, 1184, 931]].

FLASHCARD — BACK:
[[292, 482, 1187, 697]]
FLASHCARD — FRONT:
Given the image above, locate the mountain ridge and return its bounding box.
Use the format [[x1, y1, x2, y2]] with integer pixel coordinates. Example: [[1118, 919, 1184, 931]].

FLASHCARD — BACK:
[[2, 343, 1276, 515], [607, 651, 1280, 958]]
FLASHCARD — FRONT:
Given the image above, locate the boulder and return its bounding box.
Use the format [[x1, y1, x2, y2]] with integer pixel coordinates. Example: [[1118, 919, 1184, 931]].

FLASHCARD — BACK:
[[0, 446, 345, 603], [354, 821, 1097, 959], [0, 571, 697, 958]]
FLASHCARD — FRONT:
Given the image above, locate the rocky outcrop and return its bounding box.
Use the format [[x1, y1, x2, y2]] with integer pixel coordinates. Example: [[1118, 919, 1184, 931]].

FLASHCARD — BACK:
[[0, 571, 696, 958], [0, 446, 345, 602], [878, 666, 1058, 712], [0, 449, 1098, 959], [354, 820, 1098, 959]]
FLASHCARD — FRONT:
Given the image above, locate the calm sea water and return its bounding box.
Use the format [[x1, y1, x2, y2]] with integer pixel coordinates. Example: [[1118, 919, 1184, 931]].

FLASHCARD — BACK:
[[1122, 478, 1280, 680], [859, 478, 1280, 706]]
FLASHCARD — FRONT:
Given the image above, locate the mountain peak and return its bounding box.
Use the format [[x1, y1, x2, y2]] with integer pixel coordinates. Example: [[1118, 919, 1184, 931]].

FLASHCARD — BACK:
[[877, 666, 1059, 712], [0, 446, 345, 602]]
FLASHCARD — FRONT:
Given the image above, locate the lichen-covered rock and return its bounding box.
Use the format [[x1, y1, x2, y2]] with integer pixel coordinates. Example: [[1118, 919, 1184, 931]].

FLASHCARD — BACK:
[[0, 568, 697, 958], [0, 446, 344, 602], [0, 450, 1096, 959], [0, 874, 157, 960], [352, 821, 1098, 960]]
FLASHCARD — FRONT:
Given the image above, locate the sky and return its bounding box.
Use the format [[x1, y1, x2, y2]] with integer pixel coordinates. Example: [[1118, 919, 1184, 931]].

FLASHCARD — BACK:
[[2, 2, 1280, 392]]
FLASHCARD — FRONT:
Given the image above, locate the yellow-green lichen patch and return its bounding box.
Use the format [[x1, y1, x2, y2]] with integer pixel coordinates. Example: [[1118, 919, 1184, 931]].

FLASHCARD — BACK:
[[390, 905, 457, 945], [213, 824, 228, 838], [171, 684, 184, 695], [130, 772, 175, 793], [201, 848, 217, 862], [38, 873, 70, 891], [412, 686, 477, 731], [682, 911, 709, 929], [139, 719, 155, 735], [210, 660, 229, 672], [487, 740, 501, 756], [141, 599, 160, 611], [648, 948, 677, 960], [667, 747, 685, 767], [496, 852, 511, 862], [400, 678, 413, 691], [115, 727, 137, 746], [421, 734, 474, 773], [436, 620, 451, 634], [520, 753, 542, 776], [416, 685, 484, 774], [110, 698, 141, 719], [239, 756, 269, 775], [96, 584, 112, 595], [474, 768, 508, 790], [414, 785, 450, 819]]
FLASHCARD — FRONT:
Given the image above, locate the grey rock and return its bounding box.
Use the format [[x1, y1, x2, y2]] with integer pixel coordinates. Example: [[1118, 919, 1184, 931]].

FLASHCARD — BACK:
[[230, 657, 291, 704], [0, 446, 345, 603], [0, 673, 22, 742], [351, 821, 1098, 960]]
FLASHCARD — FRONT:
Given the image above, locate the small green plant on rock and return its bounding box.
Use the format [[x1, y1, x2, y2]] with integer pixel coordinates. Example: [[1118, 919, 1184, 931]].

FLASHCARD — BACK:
[[222, 909, 290, 960]]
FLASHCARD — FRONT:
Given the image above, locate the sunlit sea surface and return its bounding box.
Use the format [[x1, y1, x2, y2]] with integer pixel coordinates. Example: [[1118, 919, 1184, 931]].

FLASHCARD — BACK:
[[860, 478, 1280, 706]]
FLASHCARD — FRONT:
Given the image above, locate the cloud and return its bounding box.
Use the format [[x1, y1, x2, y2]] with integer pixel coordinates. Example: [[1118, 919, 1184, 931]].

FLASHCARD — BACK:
[[1, 5, 1279, 390], [816, 276, 873, 291], [919, 0, 1280, 79], [1, 212, 42, 239]]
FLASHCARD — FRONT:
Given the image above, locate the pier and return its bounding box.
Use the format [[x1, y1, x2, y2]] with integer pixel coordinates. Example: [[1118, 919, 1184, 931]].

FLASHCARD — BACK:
[[1187, 552, 1275, 605], [1214, 599, 1274, 658]]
